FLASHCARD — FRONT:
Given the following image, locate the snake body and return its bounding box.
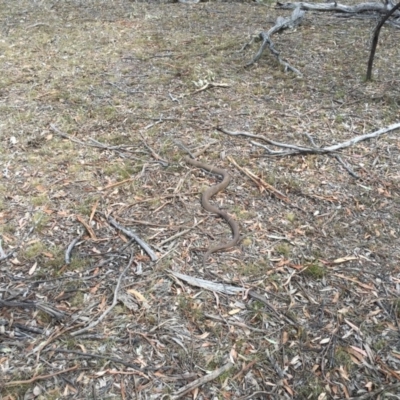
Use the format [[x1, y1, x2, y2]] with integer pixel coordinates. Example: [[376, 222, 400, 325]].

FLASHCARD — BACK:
[[185, 156, 240, 266]]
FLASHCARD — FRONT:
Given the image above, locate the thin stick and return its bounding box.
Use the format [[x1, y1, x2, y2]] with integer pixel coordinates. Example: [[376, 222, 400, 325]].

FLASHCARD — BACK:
[[227, 156, 290, 202], [71, 255, 133, 336], [50, 349, 149, 378], [5, 365, 78, 387], [157, 218, 207, 247], [171, 362, 233, 399]]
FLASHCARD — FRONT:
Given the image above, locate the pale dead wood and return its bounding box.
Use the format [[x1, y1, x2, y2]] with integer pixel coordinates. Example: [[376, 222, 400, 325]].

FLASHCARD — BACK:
[[245, 6, 304, 74], [169, 271, 246, 295], [276, 1, 400, 16], [218, 123, 400, 154], [177, 82, 230, 99], [217, 122, 400, 175], [169, 271, 296, 325], [0, 237, 7, 259]]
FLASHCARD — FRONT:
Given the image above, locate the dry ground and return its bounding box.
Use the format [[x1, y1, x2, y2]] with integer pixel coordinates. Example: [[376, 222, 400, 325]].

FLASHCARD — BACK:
[[1, 0, 400, 399]]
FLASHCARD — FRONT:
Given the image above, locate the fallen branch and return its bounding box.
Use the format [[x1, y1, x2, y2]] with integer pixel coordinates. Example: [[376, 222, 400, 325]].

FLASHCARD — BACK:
[[245, 6, 304, 75], [218, 123, 400, 178], [276, 1, 400, 17], [218, 123, 400, 155]]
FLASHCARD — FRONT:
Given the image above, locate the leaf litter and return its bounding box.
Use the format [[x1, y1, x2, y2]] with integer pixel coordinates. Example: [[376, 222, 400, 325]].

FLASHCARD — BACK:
[[0, 0, 399, 398]]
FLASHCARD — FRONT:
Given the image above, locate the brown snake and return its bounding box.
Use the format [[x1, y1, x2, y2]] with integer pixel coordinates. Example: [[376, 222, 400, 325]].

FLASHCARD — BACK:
[[185, 156, 240, 266]]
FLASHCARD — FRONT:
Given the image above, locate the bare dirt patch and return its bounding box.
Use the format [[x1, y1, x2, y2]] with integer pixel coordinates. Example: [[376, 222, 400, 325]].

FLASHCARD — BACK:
[[1, 0, 400, 398]]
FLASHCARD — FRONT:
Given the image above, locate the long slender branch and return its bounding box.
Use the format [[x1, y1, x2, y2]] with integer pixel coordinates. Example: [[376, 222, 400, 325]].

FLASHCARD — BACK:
[[218, 123, 400, 155]]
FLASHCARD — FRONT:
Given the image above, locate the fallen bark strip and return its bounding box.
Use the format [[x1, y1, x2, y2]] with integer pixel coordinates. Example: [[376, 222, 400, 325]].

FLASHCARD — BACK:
[[107, 215, 158, 262], [245, 6, 304, 74], [169, 271, 297, 325], [276, 1, 400, 17]]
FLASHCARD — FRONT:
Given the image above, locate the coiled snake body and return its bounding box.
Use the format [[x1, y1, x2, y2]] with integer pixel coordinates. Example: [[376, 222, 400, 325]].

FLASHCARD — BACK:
[[185, 156, 240, 266]]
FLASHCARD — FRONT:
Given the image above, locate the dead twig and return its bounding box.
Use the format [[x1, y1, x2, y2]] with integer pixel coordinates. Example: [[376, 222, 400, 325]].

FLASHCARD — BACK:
[[171, 361, 233, 399], [157, 218, 207, 247], [71, 255, 133, 336], [177, 82, 230, 99], [4, 365, 79, 387], [367, 0, 400, 80], [50, 349, 150, 378], [348, 382, 400, 399], [0, 300, 66, 320], [227, 155, 290, 203], [139, 131, 168, 166]]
